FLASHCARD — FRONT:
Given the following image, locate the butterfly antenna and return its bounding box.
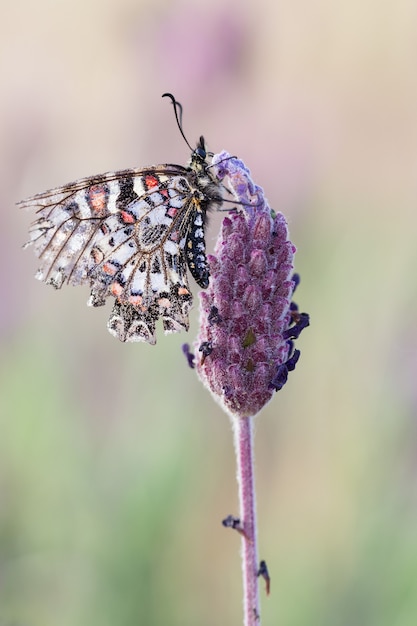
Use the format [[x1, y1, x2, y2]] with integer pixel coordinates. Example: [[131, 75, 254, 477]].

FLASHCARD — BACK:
[[162, 93, 193, 152]]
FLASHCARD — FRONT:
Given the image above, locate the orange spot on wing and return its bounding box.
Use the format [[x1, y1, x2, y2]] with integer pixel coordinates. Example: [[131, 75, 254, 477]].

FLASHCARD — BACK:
[[145, 175, 159, 189], [102, 262, 117, 275], [111, 282, 124, 297], [120, 210, 135, 224], [158, 297, 171, 308], [88, 185, 108, 214], [178, 287, 190, 296], [128, 295, 143, 307]]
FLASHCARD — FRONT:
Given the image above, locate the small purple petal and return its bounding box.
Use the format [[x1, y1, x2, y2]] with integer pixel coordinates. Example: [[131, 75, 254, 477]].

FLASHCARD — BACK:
[[269, 364, 289, 391], [199, 341, 213, 358], [283, 312, 310, 340], [286, 349, 300, 371], [182, 343, 195, 369], [269, 348, 301, 390], [208, 305, 222, 325], [291, 273, 300, 292]]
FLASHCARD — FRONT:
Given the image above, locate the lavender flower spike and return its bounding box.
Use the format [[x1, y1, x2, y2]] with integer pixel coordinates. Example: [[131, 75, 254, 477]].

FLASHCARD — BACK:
[[195, 152, 309, 419], [191, 152, 309, 626]]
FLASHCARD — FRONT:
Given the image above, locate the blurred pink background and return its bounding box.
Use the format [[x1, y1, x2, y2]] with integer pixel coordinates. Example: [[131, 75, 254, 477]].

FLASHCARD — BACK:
[[1, 1, 417, 624]]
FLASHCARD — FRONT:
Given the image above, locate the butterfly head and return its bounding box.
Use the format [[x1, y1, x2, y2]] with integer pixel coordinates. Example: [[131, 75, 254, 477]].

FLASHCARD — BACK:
[[190, 136, 214, 175]]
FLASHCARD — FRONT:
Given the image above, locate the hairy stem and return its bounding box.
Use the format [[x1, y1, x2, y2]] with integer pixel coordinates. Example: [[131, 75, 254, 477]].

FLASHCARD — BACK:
[[233, 415, 260, 625]]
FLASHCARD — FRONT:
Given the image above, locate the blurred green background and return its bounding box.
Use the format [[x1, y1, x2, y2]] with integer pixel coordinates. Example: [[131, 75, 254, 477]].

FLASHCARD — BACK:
[[1, 0, 417, 624]]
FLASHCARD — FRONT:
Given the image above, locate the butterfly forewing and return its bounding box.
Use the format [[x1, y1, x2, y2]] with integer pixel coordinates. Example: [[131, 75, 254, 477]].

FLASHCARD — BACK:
[[19, 152, 223, 344]]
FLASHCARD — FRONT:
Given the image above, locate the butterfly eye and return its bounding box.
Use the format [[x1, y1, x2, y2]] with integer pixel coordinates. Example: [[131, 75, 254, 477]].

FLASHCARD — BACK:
[[195, 147, 207, 159]]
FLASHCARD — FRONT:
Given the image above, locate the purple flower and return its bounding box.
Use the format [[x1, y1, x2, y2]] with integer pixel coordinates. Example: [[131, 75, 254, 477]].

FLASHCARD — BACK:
[[193, 152, 309, 418]]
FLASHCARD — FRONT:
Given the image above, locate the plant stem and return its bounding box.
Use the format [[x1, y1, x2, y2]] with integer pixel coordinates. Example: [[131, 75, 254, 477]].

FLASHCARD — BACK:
[[233, 415, 260, 625]]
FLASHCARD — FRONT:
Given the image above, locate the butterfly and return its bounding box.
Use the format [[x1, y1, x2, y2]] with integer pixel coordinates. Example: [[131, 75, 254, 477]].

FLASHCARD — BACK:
[[18, 95, 225, 344]]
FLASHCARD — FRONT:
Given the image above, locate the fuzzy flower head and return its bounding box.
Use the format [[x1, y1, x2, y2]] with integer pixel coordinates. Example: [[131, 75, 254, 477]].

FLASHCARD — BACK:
[[191, 152, 309, 419]]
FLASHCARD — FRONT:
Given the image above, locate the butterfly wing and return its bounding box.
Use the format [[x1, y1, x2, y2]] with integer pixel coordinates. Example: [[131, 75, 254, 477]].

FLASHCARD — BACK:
[[19, 165, 204, 344]]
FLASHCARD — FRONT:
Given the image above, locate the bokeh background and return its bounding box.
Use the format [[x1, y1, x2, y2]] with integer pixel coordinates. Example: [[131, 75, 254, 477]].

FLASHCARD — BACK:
[[1, 0, 417, 624]]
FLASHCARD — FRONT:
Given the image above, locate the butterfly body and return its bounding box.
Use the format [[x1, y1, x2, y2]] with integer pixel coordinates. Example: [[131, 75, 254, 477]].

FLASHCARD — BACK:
[[19, 138, 223, 344]]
